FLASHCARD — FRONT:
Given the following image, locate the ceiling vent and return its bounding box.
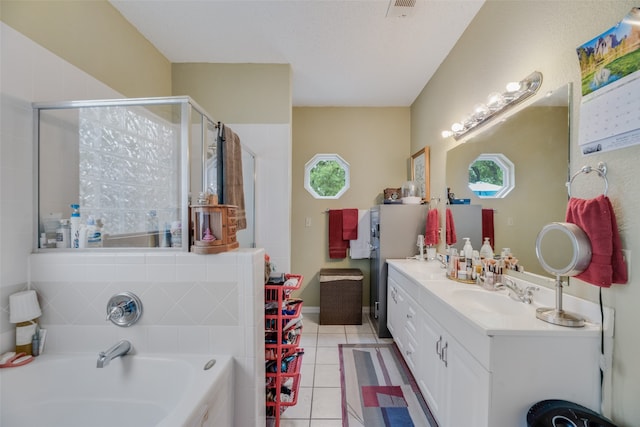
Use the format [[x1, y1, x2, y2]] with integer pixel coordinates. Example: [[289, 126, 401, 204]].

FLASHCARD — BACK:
[[386, 0, 418, 18]]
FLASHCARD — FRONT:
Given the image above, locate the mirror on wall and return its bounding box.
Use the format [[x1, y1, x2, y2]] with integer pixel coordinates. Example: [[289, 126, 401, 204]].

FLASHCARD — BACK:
[[446, 84, 571, 276]]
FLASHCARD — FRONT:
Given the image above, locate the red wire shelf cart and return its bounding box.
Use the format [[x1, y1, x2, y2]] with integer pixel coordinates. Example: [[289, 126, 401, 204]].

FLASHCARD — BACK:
[[265, 274, 304, 426]]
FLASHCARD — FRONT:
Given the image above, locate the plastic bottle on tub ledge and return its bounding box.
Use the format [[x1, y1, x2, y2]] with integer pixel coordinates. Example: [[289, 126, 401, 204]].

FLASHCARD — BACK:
[[146, 210, 159, 247], [69, 204, 81, 249]]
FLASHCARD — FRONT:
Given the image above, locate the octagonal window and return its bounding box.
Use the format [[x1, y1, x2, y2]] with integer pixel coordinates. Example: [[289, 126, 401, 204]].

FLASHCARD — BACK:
[[468, 153, 514, 198], [305, 154, 350, 199]]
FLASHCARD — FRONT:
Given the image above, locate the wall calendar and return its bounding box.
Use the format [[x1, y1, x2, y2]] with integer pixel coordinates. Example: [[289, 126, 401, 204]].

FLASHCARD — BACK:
[[576, 7, 640, 156]]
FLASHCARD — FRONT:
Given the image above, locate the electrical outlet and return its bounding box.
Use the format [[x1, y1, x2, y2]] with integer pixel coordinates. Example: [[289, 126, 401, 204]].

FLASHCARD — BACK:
[[622, 249, 631, 281]]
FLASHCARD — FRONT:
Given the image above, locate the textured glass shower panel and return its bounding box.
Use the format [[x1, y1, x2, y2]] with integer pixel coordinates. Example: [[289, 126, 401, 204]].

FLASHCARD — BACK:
[[78, 105, 180, 237]]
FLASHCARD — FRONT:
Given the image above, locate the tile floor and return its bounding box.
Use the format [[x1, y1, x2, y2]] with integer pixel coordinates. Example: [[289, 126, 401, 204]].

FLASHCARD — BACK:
[[278, 312, 394, 427]]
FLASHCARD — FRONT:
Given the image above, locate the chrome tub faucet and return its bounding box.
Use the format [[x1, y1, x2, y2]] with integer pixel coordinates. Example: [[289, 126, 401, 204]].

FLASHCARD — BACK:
[[96, 339, 132, 368]]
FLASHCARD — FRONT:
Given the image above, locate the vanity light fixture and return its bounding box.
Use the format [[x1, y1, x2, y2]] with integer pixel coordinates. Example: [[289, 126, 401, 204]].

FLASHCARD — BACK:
[[443, 71, 543, 140]]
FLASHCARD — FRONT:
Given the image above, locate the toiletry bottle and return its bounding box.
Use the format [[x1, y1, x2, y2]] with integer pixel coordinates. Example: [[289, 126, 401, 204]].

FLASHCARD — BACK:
[[31, 328, 40, 357], [160, 223, 171, 247], [170, 221, 182, 248], [448, 248, 458, 278], [147, 210, 159, 247], [472, 250, 481, 280], [463, 237, 473, 260], [78, 224, 88, 248], [480, 237, 493, 259], [86, 216, 103, 248], [70, 204, 81, 249], [56, 219, 71, 248]]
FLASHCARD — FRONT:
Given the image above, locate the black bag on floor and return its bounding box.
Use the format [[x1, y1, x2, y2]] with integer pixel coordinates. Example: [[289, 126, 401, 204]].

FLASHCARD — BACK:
[[527, 400, 617, 427]]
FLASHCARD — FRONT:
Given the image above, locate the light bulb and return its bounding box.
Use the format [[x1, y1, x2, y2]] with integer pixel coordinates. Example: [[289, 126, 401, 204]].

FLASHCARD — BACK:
[[506, 81, 521, 93], [441, 130, 454, 138], [451, 122, 464, 133], [473, 103, 489, 120], [487, 92, 504, 110]]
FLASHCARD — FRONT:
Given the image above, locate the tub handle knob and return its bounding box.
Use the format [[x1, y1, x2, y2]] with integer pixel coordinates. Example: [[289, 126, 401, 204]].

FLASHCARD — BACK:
[[106, 292, 143, 327]]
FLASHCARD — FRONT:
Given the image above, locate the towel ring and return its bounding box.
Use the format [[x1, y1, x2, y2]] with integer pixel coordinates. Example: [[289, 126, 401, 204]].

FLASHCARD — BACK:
[[567, 162, 608, 197]]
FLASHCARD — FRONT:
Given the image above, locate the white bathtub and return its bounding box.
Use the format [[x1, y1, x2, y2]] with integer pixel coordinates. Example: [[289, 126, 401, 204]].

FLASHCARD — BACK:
[[0, 352, 234, 427]]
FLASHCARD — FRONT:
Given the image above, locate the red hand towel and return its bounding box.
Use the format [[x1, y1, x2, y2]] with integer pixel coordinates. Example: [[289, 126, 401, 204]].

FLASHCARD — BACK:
[[482, 209, 495, 248], [565, 195, 627, 287], [446, 208, 457, 246], [328, 209, 348, 259], [424, 208, 440, 246], [342, 209, 359, 241]]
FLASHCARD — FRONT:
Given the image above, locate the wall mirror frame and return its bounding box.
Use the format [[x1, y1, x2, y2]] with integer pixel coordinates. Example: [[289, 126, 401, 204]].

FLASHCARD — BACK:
[[446, 83, 572, 276]]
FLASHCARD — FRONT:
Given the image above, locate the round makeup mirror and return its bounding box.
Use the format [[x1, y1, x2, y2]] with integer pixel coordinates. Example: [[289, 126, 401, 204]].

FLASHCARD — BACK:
[[535, 222, 592, 327]]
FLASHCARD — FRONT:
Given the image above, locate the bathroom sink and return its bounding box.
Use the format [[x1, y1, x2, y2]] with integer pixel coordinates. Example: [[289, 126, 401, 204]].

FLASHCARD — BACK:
[[450, 288, 525, 316]]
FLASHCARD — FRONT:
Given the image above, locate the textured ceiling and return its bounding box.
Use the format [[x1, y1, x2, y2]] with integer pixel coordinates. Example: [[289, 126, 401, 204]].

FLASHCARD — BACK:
[[110, 0, 484, 107]]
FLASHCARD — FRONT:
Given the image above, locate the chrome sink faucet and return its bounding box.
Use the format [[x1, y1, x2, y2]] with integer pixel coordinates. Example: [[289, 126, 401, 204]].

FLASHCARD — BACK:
[[97, 339, 132, 368], [497, 277, 538, 304]]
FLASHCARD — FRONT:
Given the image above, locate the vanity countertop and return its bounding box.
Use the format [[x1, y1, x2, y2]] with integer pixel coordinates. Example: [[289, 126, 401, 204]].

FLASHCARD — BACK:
[[387, 258, 611, 338]]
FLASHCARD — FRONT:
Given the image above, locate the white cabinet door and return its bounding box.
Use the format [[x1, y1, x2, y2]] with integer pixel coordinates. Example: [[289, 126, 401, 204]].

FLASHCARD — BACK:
[[419, 306, 490, 427], [418, 308, 446, 422], [442, 334, 490, 427], [387, 277, 400, 338]]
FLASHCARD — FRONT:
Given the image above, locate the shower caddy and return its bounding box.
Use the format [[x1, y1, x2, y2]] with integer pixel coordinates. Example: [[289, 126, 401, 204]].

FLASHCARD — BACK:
[[265, 273, 304, 426]]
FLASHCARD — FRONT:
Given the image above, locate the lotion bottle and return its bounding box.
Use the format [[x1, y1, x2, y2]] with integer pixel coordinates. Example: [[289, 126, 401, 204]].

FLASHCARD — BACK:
[[480, 237, 494, 259]]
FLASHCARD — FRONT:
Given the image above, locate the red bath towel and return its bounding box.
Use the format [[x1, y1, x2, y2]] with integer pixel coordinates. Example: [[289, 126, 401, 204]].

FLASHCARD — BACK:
[[425, 208, 440, 246], [342, 209, 359, 241], [445, 208, 457, 246], [482, 209, 495, 248], [328, 209, 349, 259], [565, 195, 627, 287]]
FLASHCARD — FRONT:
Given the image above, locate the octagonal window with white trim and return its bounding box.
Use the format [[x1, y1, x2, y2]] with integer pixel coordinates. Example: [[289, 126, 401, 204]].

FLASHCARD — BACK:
[[468, 153, 514, 198], [304, 154, 350, 199]]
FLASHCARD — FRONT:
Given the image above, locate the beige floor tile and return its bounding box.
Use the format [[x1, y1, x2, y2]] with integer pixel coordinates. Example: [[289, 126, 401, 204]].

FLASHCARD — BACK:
[[318, 324, 346, 334], [316, 333, 346, 347], [280, 420, 311, 427], [300, 360, 315, 387], [346, 333, 378, 344], [310, 420, 343, 427], [313, 363, 341, 387], [315, 346, 340, 365], [300, 333, 318, 348], [344, 323, 373, 334], [311, 387, 343, 419], [281, 386, 313, 419]]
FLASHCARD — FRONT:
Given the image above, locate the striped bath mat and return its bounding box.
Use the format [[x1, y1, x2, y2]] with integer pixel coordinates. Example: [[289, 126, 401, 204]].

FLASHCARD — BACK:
[[339, 343, 437, 427]]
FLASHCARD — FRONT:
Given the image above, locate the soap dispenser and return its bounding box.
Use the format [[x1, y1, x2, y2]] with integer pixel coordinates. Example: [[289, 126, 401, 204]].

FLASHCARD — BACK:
[[463, 238, 473, 259], [480, 237, 494, 259]]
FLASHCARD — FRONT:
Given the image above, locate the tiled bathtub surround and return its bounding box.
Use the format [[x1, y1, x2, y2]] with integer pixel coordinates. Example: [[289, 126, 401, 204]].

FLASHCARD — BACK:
[[28, 249, 266, 426]]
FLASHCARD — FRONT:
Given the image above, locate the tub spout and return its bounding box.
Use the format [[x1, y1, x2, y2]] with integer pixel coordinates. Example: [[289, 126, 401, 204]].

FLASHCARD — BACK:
[[97, 340, 131, 368]]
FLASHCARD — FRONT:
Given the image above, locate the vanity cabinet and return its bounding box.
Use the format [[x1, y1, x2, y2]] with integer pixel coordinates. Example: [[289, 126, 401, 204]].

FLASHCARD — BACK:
[[419, 306, 489, 426], [387, 276, 419, 372], [386, 261, 603, 427]]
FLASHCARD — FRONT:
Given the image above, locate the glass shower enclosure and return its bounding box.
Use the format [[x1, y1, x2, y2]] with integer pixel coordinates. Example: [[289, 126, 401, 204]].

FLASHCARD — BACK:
[[33, 96, 233, 250]]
